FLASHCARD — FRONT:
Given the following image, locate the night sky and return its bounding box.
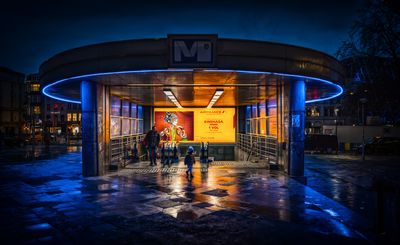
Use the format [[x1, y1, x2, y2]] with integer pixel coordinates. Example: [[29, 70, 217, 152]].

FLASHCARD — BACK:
[[1, 0, 363, 74]]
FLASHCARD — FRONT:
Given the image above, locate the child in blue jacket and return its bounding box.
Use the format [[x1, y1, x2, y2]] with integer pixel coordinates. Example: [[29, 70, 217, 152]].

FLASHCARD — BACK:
[[184, 146, 195, 178]]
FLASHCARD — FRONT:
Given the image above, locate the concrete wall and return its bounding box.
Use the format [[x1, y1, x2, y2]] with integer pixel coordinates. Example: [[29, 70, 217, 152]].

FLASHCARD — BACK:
[[323, 125, 400, 144]]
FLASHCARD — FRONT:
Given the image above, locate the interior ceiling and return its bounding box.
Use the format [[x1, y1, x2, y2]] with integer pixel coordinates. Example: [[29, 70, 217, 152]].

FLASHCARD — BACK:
[[107, 70, 278, 107]]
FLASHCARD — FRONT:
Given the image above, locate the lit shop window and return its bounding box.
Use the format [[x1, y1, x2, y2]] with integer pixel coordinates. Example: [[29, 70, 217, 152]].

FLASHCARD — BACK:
[[33, 106, 41, 114], [31, 84, 40, 92], [78, 113, 81, 122], [67, 113, 72, 122], [72, 113, 77, 122]]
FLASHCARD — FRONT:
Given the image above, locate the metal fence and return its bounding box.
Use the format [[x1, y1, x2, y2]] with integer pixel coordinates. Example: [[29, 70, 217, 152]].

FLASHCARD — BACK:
[[110, 134, 146, 168], [236, 133, 278, 164]]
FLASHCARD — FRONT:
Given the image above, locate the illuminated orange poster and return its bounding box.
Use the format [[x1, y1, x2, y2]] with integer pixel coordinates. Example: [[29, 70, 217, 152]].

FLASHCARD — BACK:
[[154, 111, 194, 141], [154, 108, 236, 143]]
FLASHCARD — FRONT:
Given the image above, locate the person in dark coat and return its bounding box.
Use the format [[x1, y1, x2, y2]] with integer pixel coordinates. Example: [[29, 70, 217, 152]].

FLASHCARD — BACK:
[[144, 126, 160, 166]]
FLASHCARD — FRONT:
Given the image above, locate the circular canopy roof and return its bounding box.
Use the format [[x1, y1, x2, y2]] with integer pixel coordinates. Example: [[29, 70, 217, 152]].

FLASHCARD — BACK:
[[40, 37, 344, 105]]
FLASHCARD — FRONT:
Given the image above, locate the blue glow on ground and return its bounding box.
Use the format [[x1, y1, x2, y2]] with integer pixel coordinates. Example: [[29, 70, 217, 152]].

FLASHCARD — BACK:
[[324, 208, 340, 217], [42, 68, 343, 104]]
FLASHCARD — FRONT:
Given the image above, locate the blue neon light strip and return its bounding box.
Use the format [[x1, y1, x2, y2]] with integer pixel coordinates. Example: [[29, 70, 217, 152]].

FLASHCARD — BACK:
[[42, 68, 343, 104], [42, 69, 193, 104], [203, 69, 343, 103]]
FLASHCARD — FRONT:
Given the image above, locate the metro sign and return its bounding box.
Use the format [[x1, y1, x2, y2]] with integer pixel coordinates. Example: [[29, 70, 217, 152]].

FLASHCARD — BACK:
[[169, 35, 217, 68]]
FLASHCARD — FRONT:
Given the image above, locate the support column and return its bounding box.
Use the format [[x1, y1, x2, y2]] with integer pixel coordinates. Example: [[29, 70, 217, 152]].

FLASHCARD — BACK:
[[81, 81, 109, 176], [143, 106, 153, 132], [288, 80, 306, 180]]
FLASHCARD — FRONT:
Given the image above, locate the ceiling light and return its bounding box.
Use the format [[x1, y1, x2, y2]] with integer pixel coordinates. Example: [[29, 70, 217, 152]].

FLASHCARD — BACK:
[[163, 89, 182, 108], [207, 89, 224, 108]]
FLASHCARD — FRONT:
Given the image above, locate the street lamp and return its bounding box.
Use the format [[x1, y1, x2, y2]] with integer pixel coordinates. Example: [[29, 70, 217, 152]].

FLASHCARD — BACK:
[[360, 98, 368, 161]]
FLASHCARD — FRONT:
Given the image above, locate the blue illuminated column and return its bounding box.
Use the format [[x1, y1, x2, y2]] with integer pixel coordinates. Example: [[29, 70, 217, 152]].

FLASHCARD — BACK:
[[81, 81, 98, 176], [288, 80, 305, 178], [81, 81, 109, 176]]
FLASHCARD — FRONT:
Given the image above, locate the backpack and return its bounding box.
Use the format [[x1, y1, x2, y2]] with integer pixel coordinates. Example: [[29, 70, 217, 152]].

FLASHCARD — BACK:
[[184, 154, 194, 165]]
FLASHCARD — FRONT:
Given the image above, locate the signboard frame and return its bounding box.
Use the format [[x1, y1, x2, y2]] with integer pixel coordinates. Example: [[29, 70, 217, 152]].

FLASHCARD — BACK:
[[168, 34, 217, 68]]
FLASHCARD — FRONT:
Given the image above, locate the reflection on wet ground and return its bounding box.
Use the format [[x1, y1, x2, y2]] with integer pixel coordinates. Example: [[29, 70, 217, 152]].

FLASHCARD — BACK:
[[0, 150, 373, 244], [305, 154, 400, 243], [0, 145, 81, 163]]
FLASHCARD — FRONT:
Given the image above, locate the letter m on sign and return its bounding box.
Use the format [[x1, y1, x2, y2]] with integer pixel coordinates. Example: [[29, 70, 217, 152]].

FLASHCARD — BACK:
[[174, 41, 212, 62], [169, 35, 217, 68]]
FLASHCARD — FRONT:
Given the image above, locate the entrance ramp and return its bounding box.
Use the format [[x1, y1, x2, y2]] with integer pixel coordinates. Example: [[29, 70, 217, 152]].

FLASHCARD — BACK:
[[209, 161, 268, 168], [125, 160, 270, 170]]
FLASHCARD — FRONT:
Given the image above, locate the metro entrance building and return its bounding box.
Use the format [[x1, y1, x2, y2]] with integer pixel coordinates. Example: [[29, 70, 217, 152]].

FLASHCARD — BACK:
[[39, 35, 343, 178]]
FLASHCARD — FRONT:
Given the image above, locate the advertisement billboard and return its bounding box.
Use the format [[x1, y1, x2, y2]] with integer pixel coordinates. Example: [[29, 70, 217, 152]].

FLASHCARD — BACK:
[[154, 108, 235, 143]]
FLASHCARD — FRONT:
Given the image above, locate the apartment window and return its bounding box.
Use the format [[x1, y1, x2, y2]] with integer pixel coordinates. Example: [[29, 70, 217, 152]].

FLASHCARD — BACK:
[[78, 113, 81, 122], [31, 84, 40, 92], [33, 106, 40, 114], [67, 113, 72, 122], [311, 107, 320, 117], [72, 113, 77, 121], [306, 108, 312, 116]]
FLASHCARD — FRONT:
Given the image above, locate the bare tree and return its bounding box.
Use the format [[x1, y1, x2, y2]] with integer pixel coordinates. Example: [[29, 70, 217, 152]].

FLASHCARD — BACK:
[[337, 0, 399, 67], [337, 0, 400, 125]]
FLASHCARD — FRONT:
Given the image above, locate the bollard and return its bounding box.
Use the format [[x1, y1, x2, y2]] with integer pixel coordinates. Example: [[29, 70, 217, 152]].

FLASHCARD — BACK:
[[205, 142, 209, 159], [160, 143, 165, 164], [123, 144, 129, 167], [132, 142, 139, 163], [372, 176, 386, 234], [167, 144, 173, 166], [200, 142, 206, 163], [173, 143, 178, 163]]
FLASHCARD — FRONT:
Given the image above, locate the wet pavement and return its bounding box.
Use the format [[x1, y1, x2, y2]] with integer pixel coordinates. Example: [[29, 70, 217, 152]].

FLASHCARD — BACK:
[[0, 145, 81, 163], [0, 148, 375, 244], [305, 154, 400, 243]]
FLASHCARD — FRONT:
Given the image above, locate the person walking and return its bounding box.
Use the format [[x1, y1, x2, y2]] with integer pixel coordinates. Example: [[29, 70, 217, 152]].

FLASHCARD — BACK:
[[184, 146, 195, 178], [144, 126, 160, 166]]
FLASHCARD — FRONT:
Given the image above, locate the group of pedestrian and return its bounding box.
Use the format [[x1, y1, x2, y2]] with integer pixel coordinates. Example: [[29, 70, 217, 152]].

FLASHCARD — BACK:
[[143, 126, 195, 178], [160, 143, 179, 167]]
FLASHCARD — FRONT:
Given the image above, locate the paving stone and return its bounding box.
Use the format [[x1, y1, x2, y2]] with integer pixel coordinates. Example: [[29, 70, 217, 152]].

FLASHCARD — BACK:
[[201, 188, 229, 197], [192, 202, 214, 208], [151, 200, 181, 209], [170, 196, 191, 203]]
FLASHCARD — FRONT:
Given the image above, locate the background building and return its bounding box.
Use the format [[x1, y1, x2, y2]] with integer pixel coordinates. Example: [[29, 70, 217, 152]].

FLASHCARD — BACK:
[[43, 97, 81, 143], [0, 67, 25, 147], [24, 73, 43, 143], [304, 56, 400, 152], [305, 96, 344, 135], [25, 73, 82, 144]]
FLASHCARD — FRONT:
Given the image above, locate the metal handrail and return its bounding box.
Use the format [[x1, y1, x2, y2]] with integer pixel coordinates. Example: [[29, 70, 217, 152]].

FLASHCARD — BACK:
[[236, 133, 277, 164], [110, 134, 146, 168]]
